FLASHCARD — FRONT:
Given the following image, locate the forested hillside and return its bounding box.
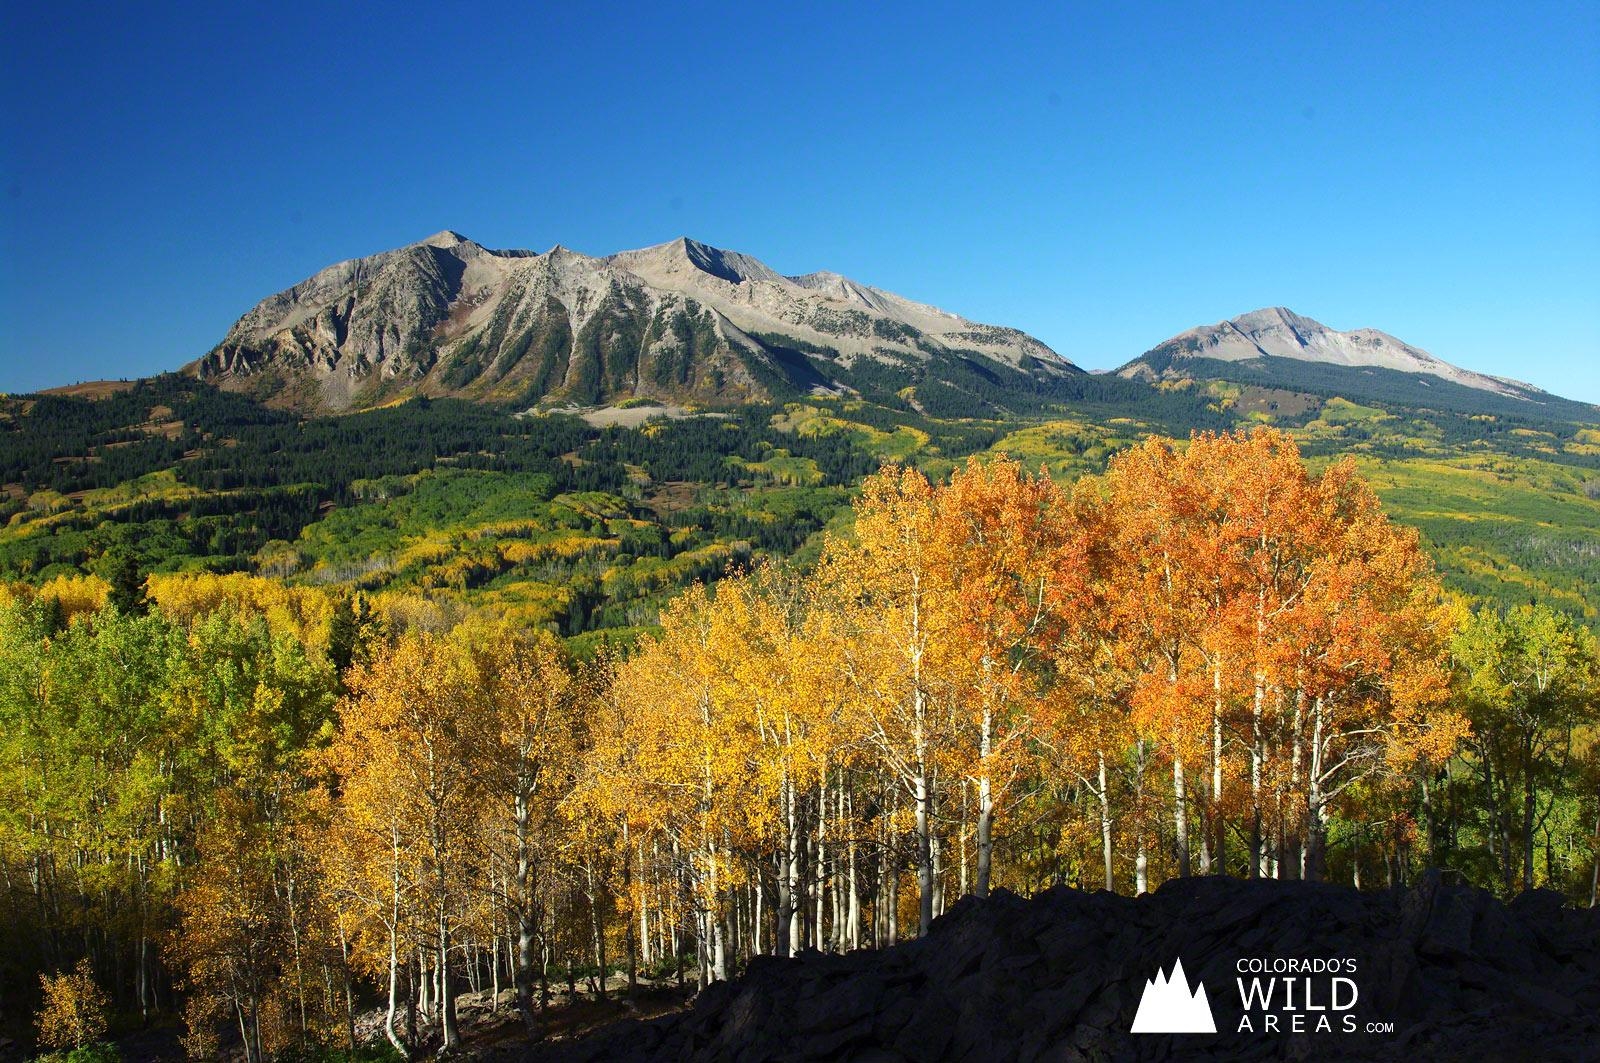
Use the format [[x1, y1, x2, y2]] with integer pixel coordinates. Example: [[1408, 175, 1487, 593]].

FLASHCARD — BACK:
[[2, 432, 1596, 1063], [1, 373, 1598, 1061], [4, 373, 1597, 631]]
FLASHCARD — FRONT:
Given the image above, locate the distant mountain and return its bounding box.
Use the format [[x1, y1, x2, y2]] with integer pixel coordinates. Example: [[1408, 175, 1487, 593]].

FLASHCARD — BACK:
[[1118, 308, 1595, 420], [189, 232, 1078, 415]]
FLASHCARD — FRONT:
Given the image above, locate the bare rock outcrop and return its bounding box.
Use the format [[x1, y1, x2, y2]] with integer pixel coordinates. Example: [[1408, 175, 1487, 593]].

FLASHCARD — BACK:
[[530, 873, 1599, 1062], [189, 232, 1077, 414]]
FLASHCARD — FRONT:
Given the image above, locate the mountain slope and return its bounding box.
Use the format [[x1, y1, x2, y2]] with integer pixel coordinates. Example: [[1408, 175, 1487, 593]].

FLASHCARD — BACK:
[[190, 232, 1078, 414], [1119, 308, 1596, 420]]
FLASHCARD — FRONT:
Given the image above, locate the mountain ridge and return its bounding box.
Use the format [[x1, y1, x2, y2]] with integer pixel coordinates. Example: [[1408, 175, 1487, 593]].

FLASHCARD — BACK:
[[174, 236, 1598, 421], [1115, 306, 1599, 420], [189, 232, 1077, 415], [1121, 306, 1547, 400]]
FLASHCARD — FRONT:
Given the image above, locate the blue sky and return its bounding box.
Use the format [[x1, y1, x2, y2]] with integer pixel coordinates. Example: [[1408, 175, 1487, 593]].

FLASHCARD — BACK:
[[2, 2, 1597, 402]]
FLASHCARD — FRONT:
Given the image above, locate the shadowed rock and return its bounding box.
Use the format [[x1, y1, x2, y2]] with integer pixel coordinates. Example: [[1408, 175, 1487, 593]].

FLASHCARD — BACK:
[[522, 873, 1600, 1062]]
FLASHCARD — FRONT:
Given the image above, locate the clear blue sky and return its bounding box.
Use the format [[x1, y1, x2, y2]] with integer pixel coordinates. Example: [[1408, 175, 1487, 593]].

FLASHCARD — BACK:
[[3, 3, 1597, 402]]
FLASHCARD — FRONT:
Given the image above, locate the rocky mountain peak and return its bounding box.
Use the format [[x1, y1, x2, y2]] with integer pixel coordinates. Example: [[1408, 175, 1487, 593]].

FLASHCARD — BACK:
[[187, 232, 1077, 414], [1120, 308, 1538, 400], [607, 237, 787, 287], [419, 229, 472, 248]]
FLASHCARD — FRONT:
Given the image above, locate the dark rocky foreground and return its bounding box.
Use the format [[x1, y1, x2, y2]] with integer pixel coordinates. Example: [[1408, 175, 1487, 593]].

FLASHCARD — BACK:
[[527, 873, 1599, 1062]]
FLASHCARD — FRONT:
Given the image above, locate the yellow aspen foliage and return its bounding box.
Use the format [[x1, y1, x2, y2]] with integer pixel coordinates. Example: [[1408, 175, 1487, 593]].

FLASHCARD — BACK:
[[36, 959, 110, 1051]]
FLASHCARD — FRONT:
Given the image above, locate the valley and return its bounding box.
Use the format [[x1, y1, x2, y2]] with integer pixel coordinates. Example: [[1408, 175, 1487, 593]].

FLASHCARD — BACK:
[[3, 376, 1598, 640]]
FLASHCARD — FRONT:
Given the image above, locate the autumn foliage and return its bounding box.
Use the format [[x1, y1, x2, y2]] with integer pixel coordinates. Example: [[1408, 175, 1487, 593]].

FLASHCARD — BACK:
[[36, 960, 110, 1052], [4, 427, 1595, 1060]]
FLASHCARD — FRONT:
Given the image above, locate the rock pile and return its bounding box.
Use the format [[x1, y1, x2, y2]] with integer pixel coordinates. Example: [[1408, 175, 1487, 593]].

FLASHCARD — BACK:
[[531, 873, 1599, 1062]]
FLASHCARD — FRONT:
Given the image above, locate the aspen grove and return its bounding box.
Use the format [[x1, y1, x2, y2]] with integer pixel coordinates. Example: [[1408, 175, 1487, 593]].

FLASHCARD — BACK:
[[4, 427, 1596, 1060]]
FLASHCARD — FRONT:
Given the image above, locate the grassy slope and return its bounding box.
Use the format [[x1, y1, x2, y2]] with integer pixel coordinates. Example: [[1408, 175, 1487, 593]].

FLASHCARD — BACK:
[[3, 378, 1596, 631]]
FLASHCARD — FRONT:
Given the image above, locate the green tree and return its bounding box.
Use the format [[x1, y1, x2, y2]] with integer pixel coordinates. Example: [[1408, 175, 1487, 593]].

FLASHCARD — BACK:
[[96, 547, 147, 616], [1454, 604, 1600, 892]]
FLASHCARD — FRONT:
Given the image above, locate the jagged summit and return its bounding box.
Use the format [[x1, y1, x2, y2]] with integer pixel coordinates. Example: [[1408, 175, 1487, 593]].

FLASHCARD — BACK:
[[188, 233, 1077, 414], [419, 229, 471, 248], [606, 236, 789, 287]]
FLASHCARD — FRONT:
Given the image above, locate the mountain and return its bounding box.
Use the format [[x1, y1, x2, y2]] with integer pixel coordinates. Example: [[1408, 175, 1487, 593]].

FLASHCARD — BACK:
[[1118, 308, 1596, 420], [190, 232, 1077, 414]]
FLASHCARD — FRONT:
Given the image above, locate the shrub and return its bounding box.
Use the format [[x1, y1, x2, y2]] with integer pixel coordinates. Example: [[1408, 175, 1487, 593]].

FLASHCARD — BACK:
[[35, 960, 110, 1052]]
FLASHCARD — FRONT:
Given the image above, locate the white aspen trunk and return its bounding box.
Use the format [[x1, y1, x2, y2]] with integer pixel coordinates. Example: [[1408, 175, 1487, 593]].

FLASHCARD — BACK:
[[753, 877, 763, 956], [236, 1002, 253, 1063], [910, 564, 935, 938], [137, 927, 148, 1023], [439, 899, 459, 1048], [1135, 811, 1149, 897], [977, 703, 995, 897], [815, 780, 827, 951], [710, 846, 727, 982], [639, 840, 653, 967], [886, 783, 900, 946], [914, 768, 934, 936], [587, 861, 607, 1001], [1173, 755, 1190, 878], [1251, 667, 1266, 879], [1164, 649, 1190, 880], [1306, 696, 1326, 882], [1098, 750, 1114, 892], [847, 795, 861, 950], [384, 827, 407, 1057], [417, 949, 431, 1023], [838, 784, 851, 947], [1212, 663, 1225, 875], [491, 932, 500, 1010], [785, 779, 802, 956], [514, 787, 538, 1033], [878, 794, 894, 947]]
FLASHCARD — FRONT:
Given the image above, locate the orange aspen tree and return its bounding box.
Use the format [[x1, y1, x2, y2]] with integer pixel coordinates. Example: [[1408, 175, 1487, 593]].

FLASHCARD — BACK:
[[1288, 459, 1462, 880], [1102, 438, 1212, 881], [1185, 429, 1326, 877], [931, 457, 1071, 896], [1166, 429, 1460, 881], [1025, 476, 1131, 891]]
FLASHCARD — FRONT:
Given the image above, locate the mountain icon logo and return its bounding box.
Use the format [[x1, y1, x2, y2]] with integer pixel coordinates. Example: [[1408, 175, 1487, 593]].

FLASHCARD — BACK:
[[1130, 957, 1217, 1034]]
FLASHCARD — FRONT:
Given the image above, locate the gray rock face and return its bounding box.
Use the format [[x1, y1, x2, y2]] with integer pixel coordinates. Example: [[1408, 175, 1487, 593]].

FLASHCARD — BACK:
[[1120, 307, 1543, 400], [528, 874, 1600, 1062], [190, 232, 1076, 413]]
